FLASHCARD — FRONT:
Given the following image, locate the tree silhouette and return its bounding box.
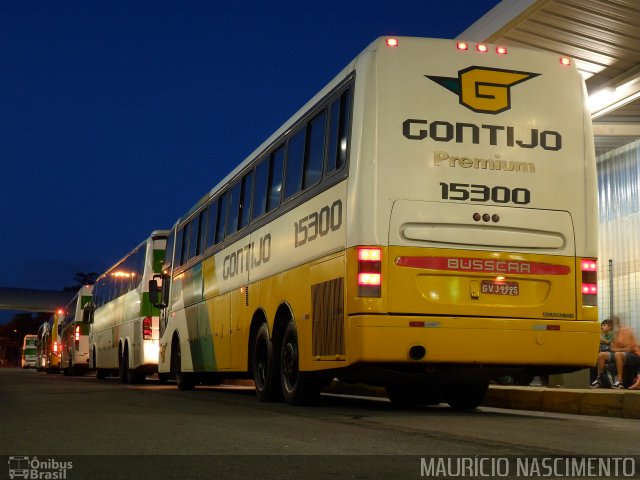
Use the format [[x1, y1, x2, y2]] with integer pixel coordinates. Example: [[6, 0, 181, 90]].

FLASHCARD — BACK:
[[63, 272, 100, 292]]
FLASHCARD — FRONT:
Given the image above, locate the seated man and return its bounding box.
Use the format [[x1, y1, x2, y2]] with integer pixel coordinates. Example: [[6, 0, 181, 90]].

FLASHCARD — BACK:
[[592, 316, 640, 389]]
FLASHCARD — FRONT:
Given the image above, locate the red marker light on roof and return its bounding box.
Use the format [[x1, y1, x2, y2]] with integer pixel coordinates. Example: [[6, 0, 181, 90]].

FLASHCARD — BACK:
[[560, 57, 571, 66], [456, 42, 468, 51], [477, 44, 488, 53], [386, 38, 398, 47], [496, 46, 508, 55]]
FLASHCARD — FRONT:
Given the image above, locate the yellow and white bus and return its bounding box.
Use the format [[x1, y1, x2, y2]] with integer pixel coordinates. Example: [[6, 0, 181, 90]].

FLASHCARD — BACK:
[[60, 285, 93, 376], [88, 231, 168, 383], [36, 310, 64, 374], [150, 37, 599, 408]]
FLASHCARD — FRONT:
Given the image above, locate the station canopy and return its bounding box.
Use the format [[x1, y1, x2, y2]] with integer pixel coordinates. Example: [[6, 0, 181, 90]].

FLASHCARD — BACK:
[[459, 0, 640, 157]]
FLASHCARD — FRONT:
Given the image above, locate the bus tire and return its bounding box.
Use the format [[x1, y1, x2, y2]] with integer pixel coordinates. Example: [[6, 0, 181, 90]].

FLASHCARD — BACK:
[[252, 323, 282, 402], [443, 382, 489, 410], [129, 370, 146, 384], [280, 321, 320, 406], [173, 341, 195, 391], [119, 346, 129, 384]]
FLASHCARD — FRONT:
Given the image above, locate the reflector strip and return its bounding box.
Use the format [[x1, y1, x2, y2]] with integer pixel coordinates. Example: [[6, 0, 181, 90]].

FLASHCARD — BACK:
[[409, 321, 441, 328], [395, 256, 571, 275]]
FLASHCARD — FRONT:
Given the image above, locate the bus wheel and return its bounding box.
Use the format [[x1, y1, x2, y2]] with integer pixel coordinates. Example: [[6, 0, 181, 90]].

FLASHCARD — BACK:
[[252, 323, 282, 402], [442, 382, 489, 410], [129, 371, 146, 384], [119, 347, 129, 384], [386, 385, 442, 406], [173, 341, 195, 391], [280, 321, 320, 406]]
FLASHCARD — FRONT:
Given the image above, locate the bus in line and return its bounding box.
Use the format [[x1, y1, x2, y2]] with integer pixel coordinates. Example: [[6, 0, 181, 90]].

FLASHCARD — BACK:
[[60, 285, 93, 376], [36, 310, 64, 374], [87, 231, 168, 383], [150, 36, 599, 408], [21, 334, 37, 368]]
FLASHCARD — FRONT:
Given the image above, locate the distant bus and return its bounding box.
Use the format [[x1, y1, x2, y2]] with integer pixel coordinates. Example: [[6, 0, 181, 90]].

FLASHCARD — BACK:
[[150, 37, 599, 408], [21, 335, 37, 368], [60, 285, 93, 376], [87, 231, 168, 383], [36, 310, 63, 374]]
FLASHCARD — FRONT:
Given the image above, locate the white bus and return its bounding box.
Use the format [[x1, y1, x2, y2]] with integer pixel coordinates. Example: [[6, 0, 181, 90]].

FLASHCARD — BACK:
[[88, 231, 168, 383], [21, 335, 37, 368], [60, 285, 93, 376], [150, 37, 599, 408]]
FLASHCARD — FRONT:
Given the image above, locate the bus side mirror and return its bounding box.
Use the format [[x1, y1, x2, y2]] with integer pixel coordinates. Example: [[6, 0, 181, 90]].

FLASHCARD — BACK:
[[82, 302, 95, 324], [149, 277, 166, 309]]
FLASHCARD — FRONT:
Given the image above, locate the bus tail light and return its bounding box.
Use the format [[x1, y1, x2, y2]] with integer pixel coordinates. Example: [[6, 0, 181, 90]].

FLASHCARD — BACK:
[[358, 247, 382, 297], [53, 341, 59, 354], [75, 325, 80, 347], [581, 258, 598, 306], [143, 317, 153, 340]]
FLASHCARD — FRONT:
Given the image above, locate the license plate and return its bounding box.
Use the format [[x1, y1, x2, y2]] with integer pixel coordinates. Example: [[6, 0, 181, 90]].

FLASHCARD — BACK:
[[481, 280, 519, 296]]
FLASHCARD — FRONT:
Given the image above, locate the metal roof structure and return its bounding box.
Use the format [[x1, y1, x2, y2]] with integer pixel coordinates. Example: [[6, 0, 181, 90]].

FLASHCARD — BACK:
[[459, 0, 640, 157], [0, 287, 74, 312]]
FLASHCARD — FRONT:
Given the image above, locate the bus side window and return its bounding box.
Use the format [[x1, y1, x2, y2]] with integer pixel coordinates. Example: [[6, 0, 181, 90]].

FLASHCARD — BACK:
[[303, 110, 327, 189], [164, 229, 175, 272], [187, 219, 198, 260], [284, 127, 306, 200], [239, 170, 253, 230], [205, 200, 218, 249], [215, 191, 229, 244], [327, 88, 351, 174], [175, 227, 185, 266], [268, 146, 284, 212], [197, 208, 207, 256], [226, 182, 241, 237], [252, 157, 269, 220]]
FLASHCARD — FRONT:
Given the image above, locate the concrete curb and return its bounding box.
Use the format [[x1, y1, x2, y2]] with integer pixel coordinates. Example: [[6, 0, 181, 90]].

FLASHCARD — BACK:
[[485, 385, 640, 419], [322, 382, 640, 418]]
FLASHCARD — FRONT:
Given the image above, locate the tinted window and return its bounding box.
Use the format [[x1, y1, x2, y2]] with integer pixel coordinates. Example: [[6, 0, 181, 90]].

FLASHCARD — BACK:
[[226, 182, 241, 236], [327, 89, 351, 173], [239, 171, 253, 229], [252, 157, 269, 220], [303, 110, 326, 188], [268, 146, 284, 211], [164, 229, 175, 271], [187, 220, 198, 260], [197, 209, 207, 256], [175, 227, 185, 266], [284, 127, 305, 199], [215, 191, 229, 244], [205, 200, 218, 248]]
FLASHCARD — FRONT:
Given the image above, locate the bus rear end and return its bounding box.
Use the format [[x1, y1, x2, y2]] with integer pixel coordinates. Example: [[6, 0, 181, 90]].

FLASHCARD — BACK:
[[345, 37, 599, 402]]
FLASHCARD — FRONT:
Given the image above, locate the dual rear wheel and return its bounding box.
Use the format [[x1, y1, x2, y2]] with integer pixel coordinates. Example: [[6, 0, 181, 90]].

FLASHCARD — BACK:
[[252, 320, 321, 406]]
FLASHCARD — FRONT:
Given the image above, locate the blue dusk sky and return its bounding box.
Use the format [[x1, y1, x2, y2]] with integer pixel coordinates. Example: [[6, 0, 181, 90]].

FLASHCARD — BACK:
[[0, 0, 499, 307]]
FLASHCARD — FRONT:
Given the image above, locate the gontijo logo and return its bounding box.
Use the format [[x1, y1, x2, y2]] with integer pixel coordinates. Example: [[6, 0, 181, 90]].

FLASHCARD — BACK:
[[426, 67, 539, 114]]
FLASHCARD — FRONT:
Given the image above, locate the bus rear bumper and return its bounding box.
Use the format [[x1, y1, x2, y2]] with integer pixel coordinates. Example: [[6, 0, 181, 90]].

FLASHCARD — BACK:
[[346, 315, 600, 368]]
